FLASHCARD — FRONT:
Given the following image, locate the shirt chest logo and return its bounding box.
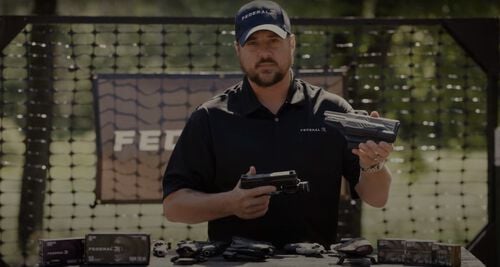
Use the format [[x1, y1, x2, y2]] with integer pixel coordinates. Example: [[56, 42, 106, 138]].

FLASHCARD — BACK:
[[299, 127, 327, 133]]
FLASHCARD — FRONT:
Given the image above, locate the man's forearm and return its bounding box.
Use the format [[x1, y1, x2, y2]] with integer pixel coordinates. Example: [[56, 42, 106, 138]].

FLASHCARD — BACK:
[[355, 166, 392, 207], [163, 188, 235, 224]]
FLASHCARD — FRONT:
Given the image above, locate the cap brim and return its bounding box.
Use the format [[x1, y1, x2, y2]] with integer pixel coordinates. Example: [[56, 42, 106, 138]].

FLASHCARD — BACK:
[[238, 24, 288, 45]]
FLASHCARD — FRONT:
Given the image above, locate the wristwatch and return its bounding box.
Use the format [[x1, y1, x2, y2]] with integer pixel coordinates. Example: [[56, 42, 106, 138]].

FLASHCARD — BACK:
[[360, 161, 385, 173]]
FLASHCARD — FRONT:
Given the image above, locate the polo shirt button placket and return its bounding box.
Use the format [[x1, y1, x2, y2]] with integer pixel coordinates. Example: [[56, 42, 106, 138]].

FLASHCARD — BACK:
[[274, 117, 279, 122]]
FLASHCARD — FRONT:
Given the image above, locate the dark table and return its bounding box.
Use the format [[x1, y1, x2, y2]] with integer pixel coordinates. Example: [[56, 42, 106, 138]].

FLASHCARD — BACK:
[[140, 247, 483, 267]]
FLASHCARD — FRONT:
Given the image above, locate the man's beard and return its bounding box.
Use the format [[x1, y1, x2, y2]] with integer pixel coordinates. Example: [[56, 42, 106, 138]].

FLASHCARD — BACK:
[[241, 58, 288, 87], [247, 70, 285, 87]]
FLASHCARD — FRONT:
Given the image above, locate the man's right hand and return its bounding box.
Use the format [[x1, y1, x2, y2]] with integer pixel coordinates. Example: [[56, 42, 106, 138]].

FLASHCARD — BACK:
[[229, 166, 276, 220]]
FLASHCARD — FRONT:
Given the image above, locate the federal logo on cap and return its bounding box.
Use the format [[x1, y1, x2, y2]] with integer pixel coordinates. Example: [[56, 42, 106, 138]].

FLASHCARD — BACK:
[[235, 0, 292, 45]]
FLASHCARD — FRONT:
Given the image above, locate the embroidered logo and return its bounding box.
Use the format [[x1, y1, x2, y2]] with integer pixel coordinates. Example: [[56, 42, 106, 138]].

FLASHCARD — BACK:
[[299, 127, 327, 133], [241, 9, 273, 21]]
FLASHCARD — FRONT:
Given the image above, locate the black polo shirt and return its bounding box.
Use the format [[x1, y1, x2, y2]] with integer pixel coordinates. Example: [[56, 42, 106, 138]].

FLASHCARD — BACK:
[[163, 76, 360, 248]]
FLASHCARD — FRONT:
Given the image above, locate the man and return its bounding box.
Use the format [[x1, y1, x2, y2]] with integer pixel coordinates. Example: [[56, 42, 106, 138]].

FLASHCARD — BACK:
[[162, 0, 393, 248]]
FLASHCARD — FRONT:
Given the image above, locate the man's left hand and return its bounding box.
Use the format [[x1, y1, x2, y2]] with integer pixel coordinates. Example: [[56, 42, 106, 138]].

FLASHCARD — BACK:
[[351, 111, 394, 168]]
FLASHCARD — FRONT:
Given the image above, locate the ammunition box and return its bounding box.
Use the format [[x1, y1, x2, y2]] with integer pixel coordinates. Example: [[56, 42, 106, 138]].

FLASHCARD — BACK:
[[432, 243, 461, 267], [377, 238, 406, 264], [85, 233, 150, 265], [404, 239, 434, 266], [39, 237, 85, 266]]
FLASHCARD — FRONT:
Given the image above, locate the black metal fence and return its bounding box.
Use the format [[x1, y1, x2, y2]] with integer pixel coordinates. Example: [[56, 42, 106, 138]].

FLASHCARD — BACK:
[[0, 16, 498, 266]]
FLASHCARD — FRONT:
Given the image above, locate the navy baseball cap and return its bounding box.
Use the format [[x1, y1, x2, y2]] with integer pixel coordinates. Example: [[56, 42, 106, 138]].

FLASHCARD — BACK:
[[235, 0, 292, 45]]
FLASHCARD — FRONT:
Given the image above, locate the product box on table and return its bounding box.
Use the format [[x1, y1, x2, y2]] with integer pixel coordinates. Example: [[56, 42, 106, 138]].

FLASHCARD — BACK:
[[404, 239, 435, 266], [432, 243, 461, 267], [39, 237, 85, 266], [85, 233, 150, 265], [377, 238, 406, 264]]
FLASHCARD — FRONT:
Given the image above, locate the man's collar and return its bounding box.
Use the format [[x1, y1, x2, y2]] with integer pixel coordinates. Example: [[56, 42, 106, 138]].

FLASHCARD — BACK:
[[239, 77, 262, 115], [240, 75, 306, 115], [288, 78, 305, 105]]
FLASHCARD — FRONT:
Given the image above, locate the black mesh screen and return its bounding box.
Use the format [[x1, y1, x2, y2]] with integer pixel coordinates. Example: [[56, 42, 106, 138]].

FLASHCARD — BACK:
[[0, 18, 489, 265]]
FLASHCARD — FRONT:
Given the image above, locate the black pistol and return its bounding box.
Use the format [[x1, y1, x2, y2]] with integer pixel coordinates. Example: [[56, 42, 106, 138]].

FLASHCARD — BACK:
[[323, 110, 400, 149], [240, 170, 309, 194]]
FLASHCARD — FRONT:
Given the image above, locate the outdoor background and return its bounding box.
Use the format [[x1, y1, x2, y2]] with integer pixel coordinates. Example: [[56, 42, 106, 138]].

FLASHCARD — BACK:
[[0, 0, 499, 266]]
